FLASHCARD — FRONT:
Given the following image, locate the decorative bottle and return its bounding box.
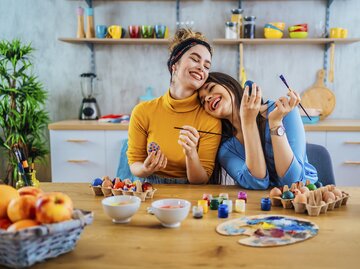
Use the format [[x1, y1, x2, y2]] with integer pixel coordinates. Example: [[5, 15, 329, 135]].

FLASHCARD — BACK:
[[85, 7, 95, 38], [76, 7, 85, 38]]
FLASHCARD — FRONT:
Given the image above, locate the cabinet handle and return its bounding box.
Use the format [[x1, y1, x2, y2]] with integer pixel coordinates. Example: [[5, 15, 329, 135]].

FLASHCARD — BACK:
[[343, 161, 360, 165], [66, 139, 89, 143], [344, 141, 360, 145], [67, 160, 89, 163]]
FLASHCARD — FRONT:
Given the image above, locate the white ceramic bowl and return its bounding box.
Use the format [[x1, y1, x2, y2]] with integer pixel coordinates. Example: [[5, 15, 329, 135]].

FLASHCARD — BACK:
[[151, 199, 191, 228], [102, 195, 141, 223]]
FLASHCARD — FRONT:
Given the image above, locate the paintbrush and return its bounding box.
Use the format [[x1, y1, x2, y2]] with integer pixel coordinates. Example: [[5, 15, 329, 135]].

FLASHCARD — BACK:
[[174, 127, 229, 138], [279, 75, 311, 121]]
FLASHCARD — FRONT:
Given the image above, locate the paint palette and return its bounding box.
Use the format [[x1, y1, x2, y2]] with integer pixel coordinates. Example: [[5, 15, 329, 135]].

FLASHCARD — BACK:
[[148, 142, 160, 154], [216, 215, 319, 247]]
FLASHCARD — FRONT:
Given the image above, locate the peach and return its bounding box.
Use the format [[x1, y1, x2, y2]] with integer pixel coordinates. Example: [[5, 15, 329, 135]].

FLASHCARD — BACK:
[[36, 192, 73, 224], [7, 219, 40, 232], [7, 195, 37, 223], [0, 185, 20, 218], [18, 186, 43, 197]]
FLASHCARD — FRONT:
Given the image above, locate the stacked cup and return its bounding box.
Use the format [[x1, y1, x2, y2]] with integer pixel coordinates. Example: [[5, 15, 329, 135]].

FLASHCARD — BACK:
[[288, 23, 308, 39], [264, 22, 285, 39]]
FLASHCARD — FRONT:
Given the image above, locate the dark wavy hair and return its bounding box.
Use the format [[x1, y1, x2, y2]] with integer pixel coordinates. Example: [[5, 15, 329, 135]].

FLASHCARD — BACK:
[[206, 72, 267, 184]]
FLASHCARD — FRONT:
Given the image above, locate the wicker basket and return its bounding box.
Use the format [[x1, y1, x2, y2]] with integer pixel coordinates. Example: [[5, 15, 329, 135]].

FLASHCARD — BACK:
[[0, 209, 93, 268]]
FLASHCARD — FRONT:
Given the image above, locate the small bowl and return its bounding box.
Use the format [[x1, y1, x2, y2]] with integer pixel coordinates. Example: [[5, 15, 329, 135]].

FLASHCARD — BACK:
[[151, 199, 191, 228], [264, 28, 283, 39], [269, 22, 285, 31], [289, 31, 308, 39], [102, 195, 141, 224]]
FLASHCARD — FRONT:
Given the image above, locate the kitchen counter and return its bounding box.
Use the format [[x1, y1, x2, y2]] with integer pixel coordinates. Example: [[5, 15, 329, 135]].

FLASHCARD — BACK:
[[30, 183, 359, 269], [48, 119, 360, 131]]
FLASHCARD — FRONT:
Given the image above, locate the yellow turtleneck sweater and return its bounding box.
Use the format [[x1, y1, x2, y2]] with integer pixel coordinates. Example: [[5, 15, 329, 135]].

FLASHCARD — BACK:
[[127, 89, 221, 179]]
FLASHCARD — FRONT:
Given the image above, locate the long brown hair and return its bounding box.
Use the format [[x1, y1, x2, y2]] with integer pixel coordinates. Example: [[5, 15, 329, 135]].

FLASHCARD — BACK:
[[206, 72, 267, 184]]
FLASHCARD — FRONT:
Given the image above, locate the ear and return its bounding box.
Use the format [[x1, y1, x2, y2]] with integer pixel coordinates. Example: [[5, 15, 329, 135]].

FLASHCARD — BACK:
[[171, 64, 177, 74]]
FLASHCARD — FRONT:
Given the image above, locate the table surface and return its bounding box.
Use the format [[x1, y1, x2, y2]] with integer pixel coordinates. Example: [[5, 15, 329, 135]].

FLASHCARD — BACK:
[[30, 183, 360, 269]]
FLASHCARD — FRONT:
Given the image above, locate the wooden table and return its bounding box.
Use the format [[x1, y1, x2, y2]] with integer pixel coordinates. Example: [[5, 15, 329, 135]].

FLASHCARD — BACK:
[[32, 183, 360, 269]]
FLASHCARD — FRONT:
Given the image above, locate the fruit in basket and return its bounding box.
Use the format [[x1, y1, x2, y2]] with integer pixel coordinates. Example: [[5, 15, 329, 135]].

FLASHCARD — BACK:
[[7, 219, 40, 232], [35, 192, 73, 224], [18, 186, 43, 197], [0, 185, 20, 218], [7, 195, 37, 222], [142, 182, 153, 192], [0, 218, 12, 230]]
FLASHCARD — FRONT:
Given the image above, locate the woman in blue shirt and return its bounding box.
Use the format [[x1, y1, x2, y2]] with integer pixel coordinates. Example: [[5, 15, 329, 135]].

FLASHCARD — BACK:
[[199, 72, 318, 189]]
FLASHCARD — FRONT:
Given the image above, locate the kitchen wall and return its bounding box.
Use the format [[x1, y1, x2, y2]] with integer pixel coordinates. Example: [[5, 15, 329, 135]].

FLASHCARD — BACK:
[[0, 0, 359, 180]]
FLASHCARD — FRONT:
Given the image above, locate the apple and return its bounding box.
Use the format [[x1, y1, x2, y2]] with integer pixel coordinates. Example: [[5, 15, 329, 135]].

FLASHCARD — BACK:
[[7, 219, 39, 232], [0, 185, 20, 219], [36, 192, 73, 224], [7, 195, 37, 223], [142, 182, 153, 192], [18, 186, 43, 197], [0, 218, 12, 230]]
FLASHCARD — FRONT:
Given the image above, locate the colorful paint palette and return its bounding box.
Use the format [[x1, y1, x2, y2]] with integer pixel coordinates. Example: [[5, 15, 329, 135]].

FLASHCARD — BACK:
[[216, 215, 318, 247], [148, 142, 160, 154]]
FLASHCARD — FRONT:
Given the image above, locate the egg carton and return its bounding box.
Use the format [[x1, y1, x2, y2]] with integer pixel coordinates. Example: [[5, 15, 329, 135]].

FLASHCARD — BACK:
[[89, 185, 157, 201], [270, 197, 294, 209]]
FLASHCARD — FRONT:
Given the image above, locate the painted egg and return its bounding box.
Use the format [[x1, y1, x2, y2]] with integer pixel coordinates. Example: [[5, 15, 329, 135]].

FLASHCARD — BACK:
[[112, 177, 121, 185], [114, 181, 125, 189], [315, 181, 323, 188], [269, 187, 282, 197], [148, 142, 160, 154], [92, 178, 103, 186], [282, 190, 295, 200], [306, 184, 317, 191], [293, 193, 307, 204], [332, 188, 342, 198]]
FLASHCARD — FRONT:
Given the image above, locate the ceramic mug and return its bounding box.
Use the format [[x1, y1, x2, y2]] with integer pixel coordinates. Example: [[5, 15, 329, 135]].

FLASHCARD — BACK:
[[96, 25, 107, 38], [141, 25, 154, 38], [129, 25, 140, 38], [154, 25, 166, 39], [108, 25, 122, 39], [330, 28, 348, 38]]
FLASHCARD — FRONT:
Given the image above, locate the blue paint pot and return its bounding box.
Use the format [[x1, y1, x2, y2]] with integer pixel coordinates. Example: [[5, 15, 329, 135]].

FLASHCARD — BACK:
[[218, 204, 229, 218], [261, 197, 271, 211]]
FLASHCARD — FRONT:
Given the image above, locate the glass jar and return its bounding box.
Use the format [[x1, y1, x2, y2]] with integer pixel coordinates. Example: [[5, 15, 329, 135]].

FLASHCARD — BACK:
[[231, 8, 243, 38], [244, 16, 256, 39], [225, 21, 238, 39]]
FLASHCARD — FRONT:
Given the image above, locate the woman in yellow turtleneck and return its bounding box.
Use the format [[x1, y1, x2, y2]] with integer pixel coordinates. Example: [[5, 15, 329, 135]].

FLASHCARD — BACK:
[[127, 29, 221, 184]]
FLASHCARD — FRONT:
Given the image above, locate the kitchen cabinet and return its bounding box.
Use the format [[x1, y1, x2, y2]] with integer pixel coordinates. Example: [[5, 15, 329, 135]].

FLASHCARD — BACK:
[[49, 121, 128, 182]]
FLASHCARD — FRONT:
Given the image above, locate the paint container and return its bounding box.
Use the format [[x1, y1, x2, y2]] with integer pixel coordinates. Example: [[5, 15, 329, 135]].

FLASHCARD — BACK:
[[210, 198, 220, 210], [192, 205, 203, 219], [202, 193, 213, 206], [261, 197, 271, 211], [218, 204, 229, 218], [222, 199, 233, 213], [197, 200, 209, 214], [235, 199, 246, 212], [219, 193, 229, 200], [238, 191, 247, 202]]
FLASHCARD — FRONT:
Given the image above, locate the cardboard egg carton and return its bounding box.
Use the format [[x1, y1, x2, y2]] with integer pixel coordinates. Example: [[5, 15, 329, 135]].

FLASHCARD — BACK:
[[270, 184, 294, 209], [111, 188, 157, 201]]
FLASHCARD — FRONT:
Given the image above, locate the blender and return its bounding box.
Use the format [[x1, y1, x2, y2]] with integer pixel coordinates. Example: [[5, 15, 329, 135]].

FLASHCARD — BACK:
[[79, 73, 101, 120]]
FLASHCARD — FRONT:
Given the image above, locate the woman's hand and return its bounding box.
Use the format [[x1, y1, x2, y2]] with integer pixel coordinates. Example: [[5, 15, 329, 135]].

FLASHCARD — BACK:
[[240, 83, 262, 125], [268, 89, 301, 127], [142, 150, 167, 174], [178, 125, 200, 158]]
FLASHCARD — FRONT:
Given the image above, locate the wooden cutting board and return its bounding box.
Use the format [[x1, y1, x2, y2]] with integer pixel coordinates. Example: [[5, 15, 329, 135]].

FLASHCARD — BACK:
[[301, 69, 336, 120]]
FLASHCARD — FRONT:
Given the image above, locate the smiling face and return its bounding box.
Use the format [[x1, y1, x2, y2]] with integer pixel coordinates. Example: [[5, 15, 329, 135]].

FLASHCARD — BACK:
[[172, 45, 212, 92], [198, 82, 236, 120]]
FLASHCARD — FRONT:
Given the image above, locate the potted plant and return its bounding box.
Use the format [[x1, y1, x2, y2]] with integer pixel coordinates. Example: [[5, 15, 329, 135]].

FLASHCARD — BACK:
[[0, 39, 49, 186]]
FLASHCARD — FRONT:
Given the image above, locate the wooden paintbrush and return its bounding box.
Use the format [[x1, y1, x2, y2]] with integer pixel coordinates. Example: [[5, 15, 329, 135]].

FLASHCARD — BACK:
[[174, 127, 229, 138]]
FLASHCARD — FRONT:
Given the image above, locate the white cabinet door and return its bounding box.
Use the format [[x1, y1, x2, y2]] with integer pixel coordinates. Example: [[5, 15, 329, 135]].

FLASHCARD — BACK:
[[50, 130, 106, 182], [326, 132, 360, 186], [305, 131, 327, 147], [105, 131, 128, 177]]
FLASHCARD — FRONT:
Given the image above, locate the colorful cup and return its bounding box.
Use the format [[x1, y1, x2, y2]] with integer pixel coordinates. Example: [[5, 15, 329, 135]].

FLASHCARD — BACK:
[[141, 25, 154, 38], [154, 25, 166, 38], [330, 28, 348, 38], [108, 25, 122, 39], [129, 25, 140, 38], [96, 25, 107, 38]]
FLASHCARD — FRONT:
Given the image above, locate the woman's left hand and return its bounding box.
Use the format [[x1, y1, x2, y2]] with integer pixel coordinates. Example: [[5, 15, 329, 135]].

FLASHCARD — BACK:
[[178, 125, 200, 158], [268, 89, 301, 126]]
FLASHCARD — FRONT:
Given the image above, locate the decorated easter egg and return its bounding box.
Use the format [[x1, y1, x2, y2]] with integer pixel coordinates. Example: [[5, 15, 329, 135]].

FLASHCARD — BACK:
[[92, 178, 103, 186], [269, 187, 282, 197], [281, 191, 295, 200], [114, 181, 125, 189], [306, 184, 317, 191], [112, 177, 121, 185], [148, 142, 160, 154], [314, 181, 323, 188], [142, 182, 153, 192]]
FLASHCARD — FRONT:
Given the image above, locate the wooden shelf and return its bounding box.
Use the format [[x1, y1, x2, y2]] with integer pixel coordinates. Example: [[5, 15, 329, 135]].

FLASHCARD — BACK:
[[58, 38, 170, 45], [213, 38, 360, 45]]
